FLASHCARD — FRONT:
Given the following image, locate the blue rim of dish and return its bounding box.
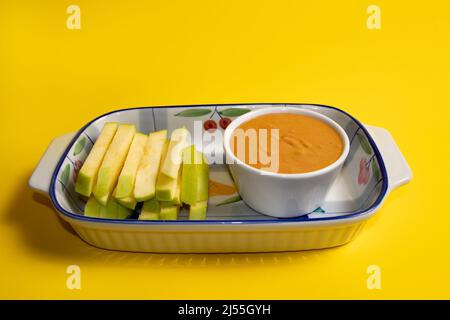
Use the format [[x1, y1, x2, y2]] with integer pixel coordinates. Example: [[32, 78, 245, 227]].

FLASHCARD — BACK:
[[49, 103, 389, 225]]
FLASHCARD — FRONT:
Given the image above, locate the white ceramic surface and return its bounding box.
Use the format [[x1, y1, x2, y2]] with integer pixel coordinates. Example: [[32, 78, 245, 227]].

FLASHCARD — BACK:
[[28, 104, 412, 253], [223, 107, 350, 217]]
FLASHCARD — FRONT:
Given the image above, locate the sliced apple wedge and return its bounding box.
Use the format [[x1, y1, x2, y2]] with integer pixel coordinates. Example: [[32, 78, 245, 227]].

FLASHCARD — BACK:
[[84, 196, 102, 218], [139, 198, 160, 220], [189, 200, 208, 220], [160, 127, 189, 179], [116, 196, 137, 210], [113, 204, 133, 219], [180, 145, 199, 205], [155, 140, 179, 201], [113, 187, 137, 210], [159, 205, 179, 220], [75, 122, 118, 197], [84, 196, 132, 219], [158, 167, 182, 205], [159, 201, 174, 208], [155, 173, 177, 201], [115, 132, 147, 199], [181, 145, 209, 205], [172, 172, 182, 205], [133, 130, 168, 202], [93, 124, 136, 205]]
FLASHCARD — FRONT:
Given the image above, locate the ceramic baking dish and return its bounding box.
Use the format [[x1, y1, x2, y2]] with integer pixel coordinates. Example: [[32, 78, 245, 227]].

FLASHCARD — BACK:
[[29, 103, 412, 253]]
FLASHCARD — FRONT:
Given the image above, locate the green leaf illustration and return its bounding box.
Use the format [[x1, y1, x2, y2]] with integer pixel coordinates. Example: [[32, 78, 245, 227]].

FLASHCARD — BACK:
[[60, 164, 70, 186], [219, 108, 251, 117], [73, 137, 86, 156], [313, 207, 325, 213], [371, 159, 381, 181], [216, 194, 242, 206], [174, 109, 212, 117], [357, 132, 372, 155]]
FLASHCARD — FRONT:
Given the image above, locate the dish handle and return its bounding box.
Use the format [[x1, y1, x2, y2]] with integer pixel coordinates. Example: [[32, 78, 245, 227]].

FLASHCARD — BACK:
[[28, 132, 76, 195], [365, 125, 412, 193]]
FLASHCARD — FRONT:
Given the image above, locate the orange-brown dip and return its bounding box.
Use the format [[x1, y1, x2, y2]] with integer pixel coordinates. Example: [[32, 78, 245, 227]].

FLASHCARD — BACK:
[[231, 113, 343, 174], [208, 179, 237, 197]]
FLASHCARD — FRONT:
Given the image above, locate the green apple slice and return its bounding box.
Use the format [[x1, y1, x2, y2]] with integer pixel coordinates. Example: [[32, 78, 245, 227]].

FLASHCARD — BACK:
[[115, 132, 147, 199], [139, 198, 160, 220], [159, 201, 173, 208], [93, 124, 136, 205], [113, 187, 137, 210], [155, 140, 178, 201], [181, 145, 209, 205], [84, 196, 132, 219], [84, 196, 102, 217], [172, 173, 182, 205], [155, 173, 177, 201], [189, 200, 207, 220], [160, 127, 189, 179], [180, 145, 199, 205], [133, 130, 168, 202], [75, 122, 118, 197], [158, 167, 182, 205], [116, 196, 137, 210], [110, 201, 133, 219], [159, 205, 179, 220]]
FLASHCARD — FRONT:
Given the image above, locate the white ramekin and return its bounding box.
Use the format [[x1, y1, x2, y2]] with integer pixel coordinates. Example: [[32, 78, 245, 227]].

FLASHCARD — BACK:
[[223, 107, 350, 218]]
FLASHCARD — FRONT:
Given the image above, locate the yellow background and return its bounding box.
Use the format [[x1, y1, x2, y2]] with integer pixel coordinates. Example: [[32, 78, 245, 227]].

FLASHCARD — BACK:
[[0, 0, 449, 299]]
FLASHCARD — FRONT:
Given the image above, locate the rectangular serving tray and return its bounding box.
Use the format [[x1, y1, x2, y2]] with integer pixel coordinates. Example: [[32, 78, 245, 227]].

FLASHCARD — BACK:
[[29, 103, 412, 253]]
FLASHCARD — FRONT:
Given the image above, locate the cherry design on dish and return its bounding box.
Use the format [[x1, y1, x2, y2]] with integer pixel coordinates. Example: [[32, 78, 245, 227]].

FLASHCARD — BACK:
[[203, 107, 233, 132], [73, 160, 83, 182], [203, 119, 218, 132], [219, 117, 232, 129], [358, 158, 370, 185]]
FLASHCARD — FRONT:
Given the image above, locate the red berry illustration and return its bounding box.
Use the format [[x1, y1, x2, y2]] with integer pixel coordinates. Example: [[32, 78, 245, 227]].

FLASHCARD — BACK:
[[219, 117, 232, 129], [72, 160, 83, 182], [74, 160, 83, 171], [358, 158, 370, 185], [203, 119, 217, 132]]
